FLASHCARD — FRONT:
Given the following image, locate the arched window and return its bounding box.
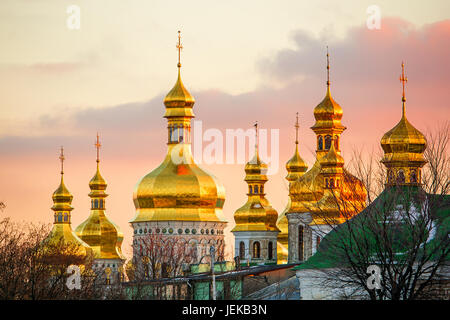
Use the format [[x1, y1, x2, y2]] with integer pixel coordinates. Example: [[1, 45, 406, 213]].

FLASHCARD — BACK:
[[179, 126, 184, 142], [410, 169, 417, 183], [63, 213, 68, 222], [329, 178, 334, 188], [253, 241, 261, 259], [239, 242, 245, 259], [268, 242, 273, 260], [388, 170, 395, 184], [57, 213, 62, 222], [325, 135, 332, 150], [298, 225, 304, 260], [318, 136, 323, 150], [397, 170, 405, 184], [260, 186, 264, 194], [254, 185, 259, 194], [249, 186, 252, 194], [94, 199, 99, 209], [325, 179, 329, 188]]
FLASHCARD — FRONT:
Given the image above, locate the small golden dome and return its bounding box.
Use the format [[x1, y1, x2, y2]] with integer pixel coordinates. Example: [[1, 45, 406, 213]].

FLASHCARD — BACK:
[[89, 164, 107, 192], [311, 87, 346, 131], [286, 145, 308, 182], [76, 136, 125, 260], [163, 69, 196, 120], [319, 139, 344, 171], [43, 148, 92, 258], [232, 146, 279, 232], [51, 175, 74, 212], [381, 111, 427, 163]]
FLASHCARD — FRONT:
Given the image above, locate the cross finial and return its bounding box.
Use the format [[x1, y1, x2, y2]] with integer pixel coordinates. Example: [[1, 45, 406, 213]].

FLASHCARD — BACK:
[[59, 146, 65, 175], [95, 133, 101, 163], [254, 121, 259, 153], [295, 112, 299, 145], [326, 46, 330, 87], [400, 61, 407, 101], [176, 30, 183, 68]]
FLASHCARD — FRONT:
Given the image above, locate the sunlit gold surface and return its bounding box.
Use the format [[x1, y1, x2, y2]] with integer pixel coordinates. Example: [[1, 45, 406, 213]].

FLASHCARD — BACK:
[[380, 63, 427, 185], [132, 41, 226, 224], [132, 144, 226, 222], [277, 114, 308, 263], [232, 149, 279, 232], [43, 161, 91, 257], [76, 160, 125, 260], [380, 105, 427, 165], [289, 66, 366, 224]]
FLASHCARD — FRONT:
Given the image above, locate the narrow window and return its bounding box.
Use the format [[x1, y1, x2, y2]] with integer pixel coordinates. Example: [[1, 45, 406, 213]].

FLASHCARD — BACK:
[[298, 225, 304, 260], [239, 242, 245, 259], [253, 241, 261, 259], [318, 136, 323, 150], [268, 242, 273, 260]]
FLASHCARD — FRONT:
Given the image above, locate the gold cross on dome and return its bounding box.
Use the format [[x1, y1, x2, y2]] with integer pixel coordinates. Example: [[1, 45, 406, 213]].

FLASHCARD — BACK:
[[295, 112, 299, 144], [95, 133, 101, 163], [176, 30, 183, 67], [59, 146, 65, 174], [400, 61, 408, 101]]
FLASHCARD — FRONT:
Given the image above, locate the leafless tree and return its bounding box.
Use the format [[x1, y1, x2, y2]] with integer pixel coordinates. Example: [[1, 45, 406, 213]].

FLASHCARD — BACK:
[[127, 234, 198, 300], [0, 217, 114, 300], [304, 122, 449, 300]]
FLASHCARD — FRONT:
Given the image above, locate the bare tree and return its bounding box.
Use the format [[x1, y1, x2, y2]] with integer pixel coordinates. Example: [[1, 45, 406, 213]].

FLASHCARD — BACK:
[[0, 218, 114, 300], [128, 234, 197, 300], [302, 123, 450, 300]]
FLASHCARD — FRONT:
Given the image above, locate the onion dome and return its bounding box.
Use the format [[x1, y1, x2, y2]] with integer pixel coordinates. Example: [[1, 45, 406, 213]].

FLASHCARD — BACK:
[[131, 32, 226, 224], [76, 135, 125, 260], [381, 63, 427, 185], [311, 49, 346, 133], [232, 124, 279, 232], [42, 147, 92, 257], [277, 114, 308, 263], [311, 86, 346, 132], [319, 139, 344, 174]]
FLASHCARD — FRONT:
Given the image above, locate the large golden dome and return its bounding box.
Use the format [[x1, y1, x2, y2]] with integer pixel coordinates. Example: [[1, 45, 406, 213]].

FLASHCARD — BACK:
[[131, 37, 226, 224], [76, 141, 125, 261], [232, 149, 279, 232], [132, 145, 226, 223]]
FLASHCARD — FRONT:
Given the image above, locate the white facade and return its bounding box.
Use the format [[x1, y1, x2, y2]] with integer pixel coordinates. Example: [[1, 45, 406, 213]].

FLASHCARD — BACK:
[[131, 220, 226, 264], [233, 230, 278, 265]]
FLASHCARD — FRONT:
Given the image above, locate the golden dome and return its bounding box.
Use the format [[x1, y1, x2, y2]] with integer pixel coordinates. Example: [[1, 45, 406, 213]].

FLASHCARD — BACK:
[[381, 105, 426, 164], [232, 130, 280, 233], [286, 145, 308, 182], [132, 144, 227, 223], [132, 33, 226, 224], [76, 137, 125, 261], [277, 114, 308, 263], [43, 147, 92, 258], [163, 68, 195, 109], [311, 87, 346, 131], [380, 62, 427, 185], [319, 139, 344, 173], [311, 50, 346, 134]]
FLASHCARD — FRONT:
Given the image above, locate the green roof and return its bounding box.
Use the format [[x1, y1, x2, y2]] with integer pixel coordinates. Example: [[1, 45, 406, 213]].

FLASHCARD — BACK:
[[294, 186, 450, 271]]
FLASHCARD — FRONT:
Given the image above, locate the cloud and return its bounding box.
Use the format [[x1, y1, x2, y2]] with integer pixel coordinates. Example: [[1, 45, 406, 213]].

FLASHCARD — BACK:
[[260, 18, 450, 85]]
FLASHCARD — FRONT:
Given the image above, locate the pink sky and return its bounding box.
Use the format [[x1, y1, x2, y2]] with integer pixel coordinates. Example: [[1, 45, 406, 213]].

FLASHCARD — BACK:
[[0, 15, 449, 260]]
